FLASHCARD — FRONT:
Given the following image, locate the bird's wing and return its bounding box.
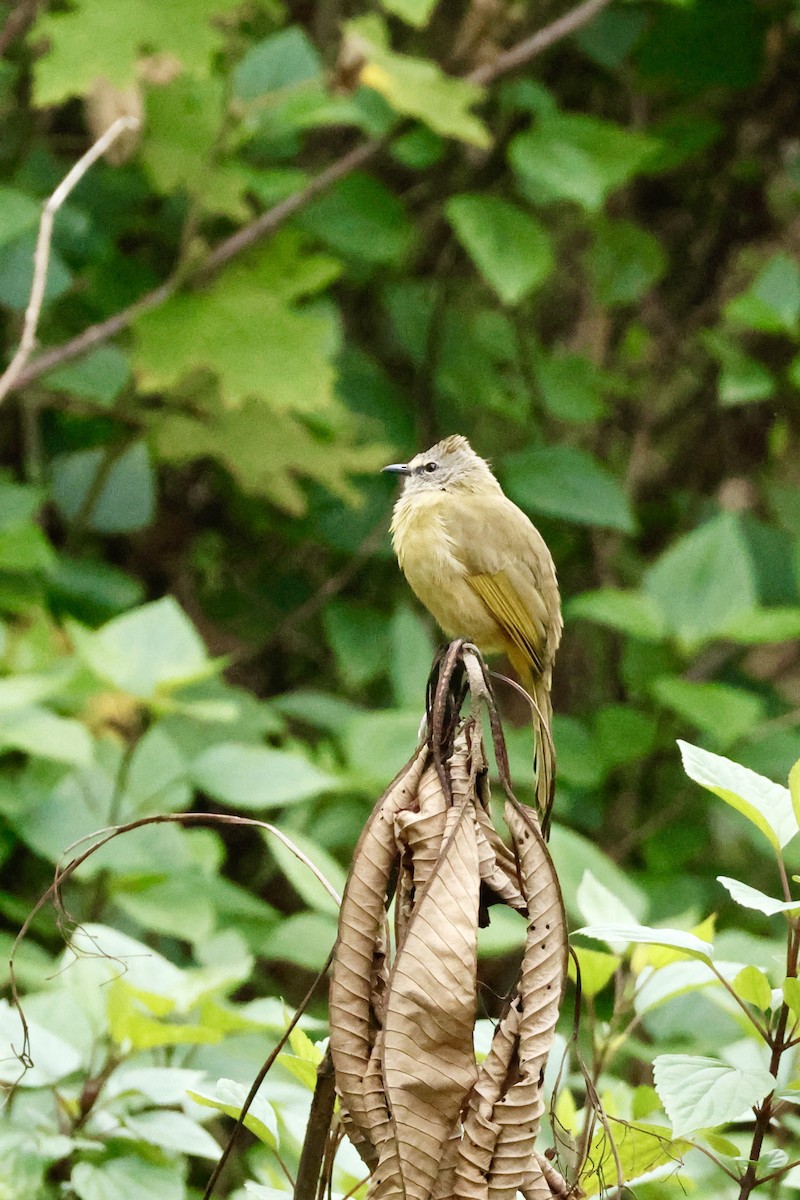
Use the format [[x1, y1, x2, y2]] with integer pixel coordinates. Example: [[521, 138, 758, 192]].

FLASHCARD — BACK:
[[441, 492, 560, 676]]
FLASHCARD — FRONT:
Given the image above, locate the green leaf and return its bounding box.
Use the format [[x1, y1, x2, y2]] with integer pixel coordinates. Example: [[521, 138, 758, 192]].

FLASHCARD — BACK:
[[549, 825, 647, 923], [643, 512, 758, 647], [586, 218, 666, 306], [720, 607, 800, 644], [50, 442, 155, 534], [342, 711, 423, 789], [134, 233, 340, 413], [551, 715, 603, 788], [651, 677, 765, 747], [0, 999, 82, 1086], [124, 1108, 221, 1159], [790, 759, 800, 828], [233, 26, 322, 100], [0, 706, 93, 766], [43, 345, 130, 404], [33, 0, 243, 105], [568, 945, 620, 998], [593, 706, 657, 769], [123, 726, 189, 816], [579, 1122, 689, 1197], [143, 76, 249, 219], [732, 965, 773, 1011], [262, 911, 338, 969], [193, 742, 337, 810], [567, 588, 666, 641], [390, 604, 435, 708], [510, 111, 659, 212], [717, 875, 800, 916], [0, 188, 41, 247], [0, 478, 43, 531], [705, 332, 776, 407], [188, 1077, 278, 1147], [112, 871, 217, 942], [72, 597, 213, 700], [69, 1156, 185, 1200], [783, 977, 800, 1020], [445, 195, 553, 305], [300, 173, 412, 265], [679, 739, 798, 851], [379, 0, 438, 27], [323, 599, 390, 688], [725, 253, 800, 335], [0, 232, 71, 311], [503, 446, 635, 532], [576, 923, 713, 962], [653, 1054, 775, 1138], [347, 16, 489, 147], [534, 352, 606, 423], [264, 826, 345, 915]]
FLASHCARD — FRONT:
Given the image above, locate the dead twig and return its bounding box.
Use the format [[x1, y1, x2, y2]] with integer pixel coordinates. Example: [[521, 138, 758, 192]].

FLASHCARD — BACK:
[[0, 115, 140, 405]]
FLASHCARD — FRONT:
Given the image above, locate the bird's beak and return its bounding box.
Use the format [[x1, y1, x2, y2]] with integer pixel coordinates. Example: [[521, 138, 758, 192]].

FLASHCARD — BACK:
[[382, 462, 411, 476]]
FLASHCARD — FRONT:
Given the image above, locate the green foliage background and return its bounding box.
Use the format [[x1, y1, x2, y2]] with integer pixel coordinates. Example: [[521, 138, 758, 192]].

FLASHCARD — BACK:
[[1, 0, 800, 1195]]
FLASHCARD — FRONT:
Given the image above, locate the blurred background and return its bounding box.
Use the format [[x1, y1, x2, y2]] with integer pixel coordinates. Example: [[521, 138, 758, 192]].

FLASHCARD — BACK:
[[1, 0, 800, 1195]]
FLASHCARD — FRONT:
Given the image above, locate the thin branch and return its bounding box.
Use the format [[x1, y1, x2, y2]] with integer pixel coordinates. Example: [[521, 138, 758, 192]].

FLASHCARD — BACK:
[[9, 0, 610, 395], [294, 1048, 337, 1200], [0, 115, 140, 405]]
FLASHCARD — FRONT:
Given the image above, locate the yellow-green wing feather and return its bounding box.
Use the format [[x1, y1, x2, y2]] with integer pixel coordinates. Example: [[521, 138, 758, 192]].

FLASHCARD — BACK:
[[468, 570, 545, 675]]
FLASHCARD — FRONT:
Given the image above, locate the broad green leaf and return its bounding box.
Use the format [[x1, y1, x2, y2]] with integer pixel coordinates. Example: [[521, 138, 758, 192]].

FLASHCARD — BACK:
[[502, 446, 635, 532], [188, 1077, 279, 1147], [0, 706, 93, 766], [586, 217, 666, 306], [379, 0, 438, 27], [445, 195, 553, 305], [725, 253, 800, 335], [123, 726, 189, 816], [43, 345, 130, 404], [568, 945, 620, 998], [783, 977, 800, 1020], [549, 825, 647, 922], [579, 1121, 689, 1197], [33, 0, 243, 105], [791, 759, 800, 828], [653, 1054, 775, 1137], [261, 911, 338, 970], [0, 670, 72, 713], [652, 676, 765, 747], [192, 743, 337, 809], [705, 332, 776, 406], [323, 599, 390, 689], [644, 512, 758, 647], [0, 232, 71, 311], [343, 710, 424, 789], [720, 607, 800, 644], [390, 604, 435, 708], [50, 442, 156, 534], [301, 173, 412, 265], [717, 875, 800, 916], [112, 871, 217, 942], [143, 76, 249, 219], [733, 965, 772, 1011], [534, 352, 606, 423], [550, 715, 603, 788], [0, 999, 82, 1086], [151, 394, 388, 515], [576, 923, 713, 962], [510, 111, 659, 212], [593, 705, 657, 769], [567, 588, 666, 641], [264, 825, 345, 915], [0, 522, 56, 573], [134, 233, 340, 413], [0, 188, 41, 247], [233, 26, 321, 101], [577, 870, 639, 932], [679, 740, 798, 851], [69, 1156, 185, 1200], [347, 16, 489, 147], [0, 478, 43, 531], [634, 959, 742, 1016], [72, 597, 212, 700], [124, 1109, 221, 1159]]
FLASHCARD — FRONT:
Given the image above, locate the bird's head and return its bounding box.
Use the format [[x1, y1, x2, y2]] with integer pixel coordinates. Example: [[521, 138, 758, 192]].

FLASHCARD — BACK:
[[382, 435, 498, 495]]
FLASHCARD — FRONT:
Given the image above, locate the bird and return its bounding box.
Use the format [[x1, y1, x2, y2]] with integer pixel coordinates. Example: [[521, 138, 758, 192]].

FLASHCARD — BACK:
[[383, 435, 562, 830]]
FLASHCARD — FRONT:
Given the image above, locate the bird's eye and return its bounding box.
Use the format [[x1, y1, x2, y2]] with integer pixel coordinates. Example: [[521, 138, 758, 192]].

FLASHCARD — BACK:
[[423, 461, 438, 473]]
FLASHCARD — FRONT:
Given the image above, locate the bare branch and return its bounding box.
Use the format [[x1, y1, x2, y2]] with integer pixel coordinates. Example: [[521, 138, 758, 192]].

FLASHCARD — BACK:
[[0, 115, 141, 405], [8, 0, 609, 395]]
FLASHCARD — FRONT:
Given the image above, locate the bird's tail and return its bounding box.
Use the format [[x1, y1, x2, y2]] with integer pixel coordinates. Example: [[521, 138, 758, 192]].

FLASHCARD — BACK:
[[511, 657, 555, 836]]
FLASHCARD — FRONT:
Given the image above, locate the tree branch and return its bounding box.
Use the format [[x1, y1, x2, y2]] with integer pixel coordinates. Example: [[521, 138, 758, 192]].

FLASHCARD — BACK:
[[0, 115, 140, 404], [7, 0, 611, 396]]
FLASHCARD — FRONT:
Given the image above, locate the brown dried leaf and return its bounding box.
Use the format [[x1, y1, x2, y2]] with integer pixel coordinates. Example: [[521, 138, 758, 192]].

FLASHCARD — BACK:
[[330, 746, 428, 1151], [455, 1001, 521, 1200], [382, 783, 481, 1200]]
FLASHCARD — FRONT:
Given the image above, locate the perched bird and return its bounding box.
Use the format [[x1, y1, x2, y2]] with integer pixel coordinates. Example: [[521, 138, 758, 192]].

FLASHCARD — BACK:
[[384, 435, 562, 827]]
